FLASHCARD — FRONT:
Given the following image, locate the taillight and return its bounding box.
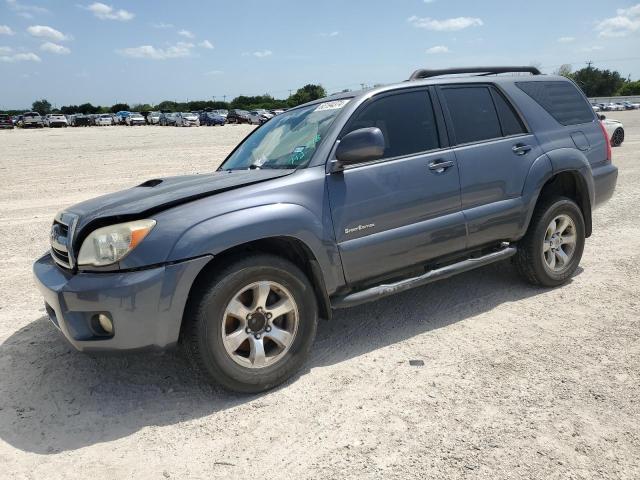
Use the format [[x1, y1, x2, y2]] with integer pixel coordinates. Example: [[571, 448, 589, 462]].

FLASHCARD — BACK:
[[599, 120, 612, 163]]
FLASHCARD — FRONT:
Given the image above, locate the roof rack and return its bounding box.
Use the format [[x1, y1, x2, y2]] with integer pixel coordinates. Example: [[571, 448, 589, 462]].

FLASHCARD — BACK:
[[408, 66, 541, 81]]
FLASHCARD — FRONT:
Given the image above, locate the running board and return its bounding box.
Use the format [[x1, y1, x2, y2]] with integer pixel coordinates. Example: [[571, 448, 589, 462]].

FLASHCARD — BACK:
[[332, 246, 517, 309]]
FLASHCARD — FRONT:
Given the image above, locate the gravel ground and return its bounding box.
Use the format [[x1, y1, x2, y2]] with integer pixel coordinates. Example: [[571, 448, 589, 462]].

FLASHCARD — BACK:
[[0, 114, 639, 479]]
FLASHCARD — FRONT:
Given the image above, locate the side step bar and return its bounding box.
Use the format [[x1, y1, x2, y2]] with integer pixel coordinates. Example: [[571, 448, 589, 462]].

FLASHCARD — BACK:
[[332, 246, 517, 309]]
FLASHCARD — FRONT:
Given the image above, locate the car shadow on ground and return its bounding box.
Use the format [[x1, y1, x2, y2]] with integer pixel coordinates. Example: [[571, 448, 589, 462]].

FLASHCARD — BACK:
[[0, 260, 573, 454]]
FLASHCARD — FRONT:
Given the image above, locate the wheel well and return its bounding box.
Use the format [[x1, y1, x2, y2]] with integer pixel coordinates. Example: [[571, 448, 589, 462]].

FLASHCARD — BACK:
[[537, 171, 592, 237], [180, 237, 332, 341]]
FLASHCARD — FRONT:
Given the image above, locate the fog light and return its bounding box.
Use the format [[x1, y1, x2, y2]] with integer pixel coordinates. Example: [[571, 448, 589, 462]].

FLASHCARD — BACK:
[[97, 314, 113, 334]]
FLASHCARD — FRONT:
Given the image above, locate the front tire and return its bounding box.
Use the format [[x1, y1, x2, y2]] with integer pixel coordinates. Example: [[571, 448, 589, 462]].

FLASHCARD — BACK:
[[183, 254, 318, 393], [515, 197, 585, 287]]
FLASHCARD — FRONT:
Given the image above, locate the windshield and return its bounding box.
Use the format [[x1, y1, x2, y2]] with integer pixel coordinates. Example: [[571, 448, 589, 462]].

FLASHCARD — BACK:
[[220, 99, 351, 171]]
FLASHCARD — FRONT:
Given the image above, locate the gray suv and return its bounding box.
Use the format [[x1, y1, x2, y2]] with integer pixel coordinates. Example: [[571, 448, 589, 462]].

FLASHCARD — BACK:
[[34, 66, 618, 392]]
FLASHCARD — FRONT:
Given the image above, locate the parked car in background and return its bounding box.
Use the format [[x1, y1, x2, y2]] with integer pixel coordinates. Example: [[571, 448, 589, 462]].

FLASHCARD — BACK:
[[44, 114, 69, 128], [125, 112, 146, 126], [252, 109, 274, 120], [148, 111, 161, 125], [248, 110, 269, 125], [95, 114, 113, 126], [21, 112, 44, 128], [606, 103, 624, 111], [115, 111, 131, 125], [599, 115, 625, 147], [591, 104, 601, 112], [226, 109, 252, 124], [270, 109, 285, 116], [175, 112, 200, 127], [213, 109, 228, 118], [14, 115, 23, 127], [0, 113, 13, 129], [621, 101, 638, 110], [159, 112, 178, 126], [70, 114, 92, 127], [199, 111, 226, 126]]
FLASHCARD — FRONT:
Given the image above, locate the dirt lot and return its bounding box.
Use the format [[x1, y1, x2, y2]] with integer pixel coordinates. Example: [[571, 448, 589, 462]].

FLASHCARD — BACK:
[[1, 114, 639, 479]]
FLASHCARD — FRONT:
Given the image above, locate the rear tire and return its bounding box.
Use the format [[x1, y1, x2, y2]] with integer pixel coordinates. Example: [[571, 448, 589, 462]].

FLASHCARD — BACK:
[[515, 197, 585, 287], [183, 254, 318, 393], [611, 128, 624, 147]]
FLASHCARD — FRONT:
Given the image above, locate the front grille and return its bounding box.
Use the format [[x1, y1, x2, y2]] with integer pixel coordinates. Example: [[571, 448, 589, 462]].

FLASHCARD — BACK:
[[49, 212, 79, 269]]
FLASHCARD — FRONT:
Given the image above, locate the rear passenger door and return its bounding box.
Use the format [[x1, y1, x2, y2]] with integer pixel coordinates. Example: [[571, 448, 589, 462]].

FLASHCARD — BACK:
[[438, 85, 543, 249], [328, 88, 466, 286]]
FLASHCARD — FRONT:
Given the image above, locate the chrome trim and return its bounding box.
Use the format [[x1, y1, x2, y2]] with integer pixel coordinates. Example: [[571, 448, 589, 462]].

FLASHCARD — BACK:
[[50, 212, 79, 269]]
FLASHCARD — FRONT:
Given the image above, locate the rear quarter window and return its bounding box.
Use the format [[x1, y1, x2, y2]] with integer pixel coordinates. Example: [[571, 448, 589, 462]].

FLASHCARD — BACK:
[[516, 80, 594, 126]]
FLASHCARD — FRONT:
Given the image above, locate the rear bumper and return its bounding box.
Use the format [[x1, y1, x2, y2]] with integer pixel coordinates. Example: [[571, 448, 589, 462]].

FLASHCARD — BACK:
[[33, 253, 211, 352], [592, 162, 618, 208]]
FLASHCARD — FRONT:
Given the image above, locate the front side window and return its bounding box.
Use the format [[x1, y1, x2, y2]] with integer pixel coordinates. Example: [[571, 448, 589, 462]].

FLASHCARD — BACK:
[[442, 87, 502, 144], [220, 99, 351, 170], [342, 90, 440, 160]]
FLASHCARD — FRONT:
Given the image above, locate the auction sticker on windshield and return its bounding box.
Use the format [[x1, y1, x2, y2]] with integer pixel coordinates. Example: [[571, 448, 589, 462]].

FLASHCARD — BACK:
[[314, 99, 350, 112]]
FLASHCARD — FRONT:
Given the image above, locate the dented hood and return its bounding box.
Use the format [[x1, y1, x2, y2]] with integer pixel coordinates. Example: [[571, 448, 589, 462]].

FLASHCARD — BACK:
[[68, 169, 294, 235]]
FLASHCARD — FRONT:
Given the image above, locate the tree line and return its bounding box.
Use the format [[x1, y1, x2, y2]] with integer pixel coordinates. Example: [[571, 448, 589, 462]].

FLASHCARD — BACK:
[[3, 84, 327, 116], [555, 64, 640, 97]]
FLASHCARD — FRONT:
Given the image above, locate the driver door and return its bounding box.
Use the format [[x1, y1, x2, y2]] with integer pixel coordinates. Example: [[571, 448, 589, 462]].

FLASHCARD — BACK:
[[327, 88, 466, 286]]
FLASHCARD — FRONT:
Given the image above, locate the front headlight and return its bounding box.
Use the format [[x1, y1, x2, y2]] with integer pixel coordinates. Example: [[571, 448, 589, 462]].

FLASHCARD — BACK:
[[77, 219, 156, 267]]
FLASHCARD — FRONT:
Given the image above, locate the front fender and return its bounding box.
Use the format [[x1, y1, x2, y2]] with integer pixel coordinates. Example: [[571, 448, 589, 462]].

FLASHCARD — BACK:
[[167, 203, 343, 294]]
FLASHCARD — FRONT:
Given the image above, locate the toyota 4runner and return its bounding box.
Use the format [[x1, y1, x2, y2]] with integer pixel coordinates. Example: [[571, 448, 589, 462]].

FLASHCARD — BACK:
[[34, 66, 618, 392]]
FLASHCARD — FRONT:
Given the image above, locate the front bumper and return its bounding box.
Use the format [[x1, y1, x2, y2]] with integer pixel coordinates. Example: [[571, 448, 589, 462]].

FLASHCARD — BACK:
[[33, 253, 211, 352]]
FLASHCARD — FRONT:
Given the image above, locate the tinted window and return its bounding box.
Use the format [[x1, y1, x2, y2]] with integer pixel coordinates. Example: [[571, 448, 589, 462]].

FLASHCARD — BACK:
[[442, 87, 501, 144], [491, 89, 526, 136], [344, 90, 439, 160], [516, 80, 594, 125]]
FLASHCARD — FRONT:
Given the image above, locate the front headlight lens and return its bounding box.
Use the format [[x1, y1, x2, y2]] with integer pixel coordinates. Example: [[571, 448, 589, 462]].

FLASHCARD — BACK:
[[77, 219, 156, 267]]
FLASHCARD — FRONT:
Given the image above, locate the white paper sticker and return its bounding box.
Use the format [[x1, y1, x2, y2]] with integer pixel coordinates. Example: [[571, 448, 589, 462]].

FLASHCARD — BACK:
[[314, 99, 350, 112]]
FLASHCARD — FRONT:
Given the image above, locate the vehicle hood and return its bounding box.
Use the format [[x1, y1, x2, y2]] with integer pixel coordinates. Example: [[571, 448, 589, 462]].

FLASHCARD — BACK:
[[67, 169, 294, 238]]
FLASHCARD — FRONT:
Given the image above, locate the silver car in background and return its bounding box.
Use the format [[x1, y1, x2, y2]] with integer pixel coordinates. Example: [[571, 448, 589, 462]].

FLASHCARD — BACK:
[[148, 111, 161, 125], [95, 114, 113, 126], [175, 112, 200, 127], [125, 112, 146, 126], [44, 114, 68, 127]]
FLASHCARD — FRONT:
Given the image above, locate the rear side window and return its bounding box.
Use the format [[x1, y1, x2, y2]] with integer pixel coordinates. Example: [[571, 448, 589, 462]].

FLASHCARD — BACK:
[[516, 80, 594, 125], [491, 89, 526, 136], [343, 90, 439, 160], [442, 87, 502, 144]]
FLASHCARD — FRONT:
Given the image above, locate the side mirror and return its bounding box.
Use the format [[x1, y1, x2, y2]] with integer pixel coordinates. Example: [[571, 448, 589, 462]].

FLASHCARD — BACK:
[[598, 114, 606, 120], [334, 127, 385, 168]]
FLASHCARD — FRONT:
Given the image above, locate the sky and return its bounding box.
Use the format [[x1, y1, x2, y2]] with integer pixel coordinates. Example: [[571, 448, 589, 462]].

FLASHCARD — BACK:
[[0, 0, 639, 109]]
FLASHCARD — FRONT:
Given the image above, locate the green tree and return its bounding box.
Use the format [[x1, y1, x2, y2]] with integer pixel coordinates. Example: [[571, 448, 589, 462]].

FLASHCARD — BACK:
[[571, 66, 625, 97], [131, 103, 153, 112], [77, 103, 100, 114], [618, 80, 640, 96], [110, 103, 130, 113], [32, 99, 51, 115], [287, 84, 327, 107]]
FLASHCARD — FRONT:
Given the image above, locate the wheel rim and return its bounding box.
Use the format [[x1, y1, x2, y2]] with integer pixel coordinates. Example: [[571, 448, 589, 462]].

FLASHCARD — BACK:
[[612, 129, 624, 146], [542, 214, 577, 273], [221, 281, 299, 369]]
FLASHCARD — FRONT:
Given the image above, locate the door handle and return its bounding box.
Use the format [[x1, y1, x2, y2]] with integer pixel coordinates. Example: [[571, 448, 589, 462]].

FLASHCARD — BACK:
[[428, 159, 454, 173], [512, 144, 532, 155]]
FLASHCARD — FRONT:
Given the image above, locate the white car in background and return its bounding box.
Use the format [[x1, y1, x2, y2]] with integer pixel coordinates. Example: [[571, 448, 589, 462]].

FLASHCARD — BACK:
[[175, 112, 200, 127], [95, 114, 113, 126], [44, 114, 68, 127], [606, 103, 625, 111], [148, 111, 161, 125], [600, 115, 625, 147], [125, 112, 146, 126]]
